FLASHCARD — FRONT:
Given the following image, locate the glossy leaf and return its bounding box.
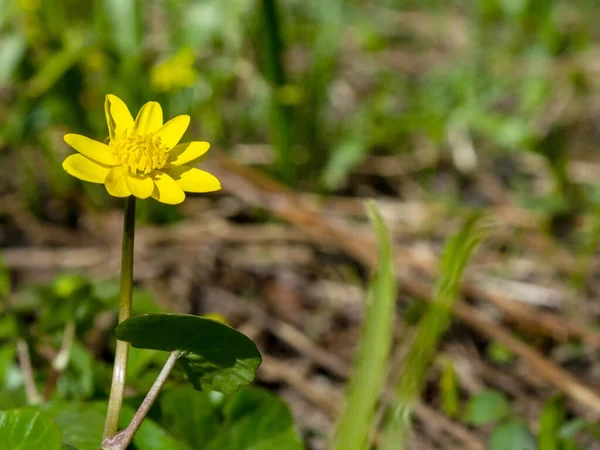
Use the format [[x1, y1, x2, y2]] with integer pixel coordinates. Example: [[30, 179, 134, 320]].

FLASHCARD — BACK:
[[0, 409, 62, 450], [116, 314, 261, 394]]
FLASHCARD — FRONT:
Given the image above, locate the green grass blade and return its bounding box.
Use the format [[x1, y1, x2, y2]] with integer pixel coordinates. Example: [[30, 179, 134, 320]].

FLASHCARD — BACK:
[[539, 396, 565, 450], [258, 0, 294, 182], [332, 201, 396, 450], [382, 215, 491, 450]]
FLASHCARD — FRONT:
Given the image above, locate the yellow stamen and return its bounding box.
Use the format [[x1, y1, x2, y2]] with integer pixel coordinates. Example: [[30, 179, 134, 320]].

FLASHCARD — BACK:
[[110, 131, 168, 175]]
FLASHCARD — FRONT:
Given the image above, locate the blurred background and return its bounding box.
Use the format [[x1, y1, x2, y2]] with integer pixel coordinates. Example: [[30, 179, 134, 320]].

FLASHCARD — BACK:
[[2, 0, 600, 448]]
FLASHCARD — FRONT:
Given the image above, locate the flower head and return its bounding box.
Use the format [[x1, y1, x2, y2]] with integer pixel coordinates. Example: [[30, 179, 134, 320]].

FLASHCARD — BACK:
[[62, 95, 220, 204]]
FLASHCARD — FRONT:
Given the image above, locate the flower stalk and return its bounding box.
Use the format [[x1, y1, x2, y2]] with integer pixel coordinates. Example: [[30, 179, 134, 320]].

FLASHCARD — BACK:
[[103, 196, 136, 439]]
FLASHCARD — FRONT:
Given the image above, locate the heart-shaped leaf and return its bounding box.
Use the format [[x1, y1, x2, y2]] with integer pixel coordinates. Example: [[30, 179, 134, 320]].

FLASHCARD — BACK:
[[0, 409, 62, 450], [115, 314, 261, 394]]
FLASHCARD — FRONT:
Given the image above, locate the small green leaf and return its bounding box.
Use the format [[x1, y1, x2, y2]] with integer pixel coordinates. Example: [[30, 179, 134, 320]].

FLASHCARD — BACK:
[[464, 390, 510, 426], [489, 418, 537, 450], [204, 387, 304, 450], [116, 314, 261, 394], [160, 386, 220, 449], [0, 409, 62, 450]]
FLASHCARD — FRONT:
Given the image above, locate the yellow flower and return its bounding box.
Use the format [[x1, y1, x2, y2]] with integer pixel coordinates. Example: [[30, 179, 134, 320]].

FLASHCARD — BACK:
[[62, 94, 220, 204]]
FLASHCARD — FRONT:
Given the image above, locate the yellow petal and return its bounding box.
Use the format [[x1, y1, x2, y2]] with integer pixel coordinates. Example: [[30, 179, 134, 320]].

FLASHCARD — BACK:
[[105, 94, 134, 139], [62, 154, 110, 183], [134, 101, 163, 135], [105, 167, 131, 197], [64, 134, 116, 166], [155, 115, 190, 149], [125, 174, 154, 199], [167, 142, 210, 166], [164, 166, 221, 193], [151, 172, 185, 204]]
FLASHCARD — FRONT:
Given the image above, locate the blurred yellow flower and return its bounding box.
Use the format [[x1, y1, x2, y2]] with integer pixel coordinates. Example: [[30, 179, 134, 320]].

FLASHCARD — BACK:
[[151, 49, 198, 92], [62, 94, 220, 204]]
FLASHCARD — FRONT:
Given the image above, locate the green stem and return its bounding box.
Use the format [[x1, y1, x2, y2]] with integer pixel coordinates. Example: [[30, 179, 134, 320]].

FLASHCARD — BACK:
[[103, 196, 136, 439], [102, 351, 180, 450]]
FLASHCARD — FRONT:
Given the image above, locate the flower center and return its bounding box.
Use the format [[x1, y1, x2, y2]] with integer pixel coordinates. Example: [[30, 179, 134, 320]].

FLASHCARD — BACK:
[[110, 131, 168, 175]]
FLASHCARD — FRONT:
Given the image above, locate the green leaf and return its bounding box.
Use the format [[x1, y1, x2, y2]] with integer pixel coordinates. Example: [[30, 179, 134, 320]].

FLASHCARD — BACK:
[[464, 390, 511, 426], [333, 202, 396, 450], [115, 314, 261, 394], [0, 409, 62, 450], [204, 387, 304, 450], [489, 418, 537, 450], [43, 402, 105, 450], [119, 405, 191, 450], [160, 386, 221, 449]]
